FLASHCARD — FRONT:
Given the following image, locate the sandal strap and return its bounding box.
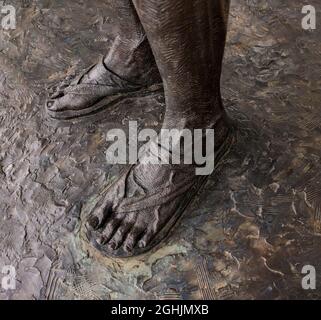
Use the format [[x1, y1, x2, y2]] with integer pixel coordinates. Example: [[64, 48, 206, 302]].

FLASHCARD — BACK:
[[54, 57, 142, 97], [114, 127, 236, 214], [64, 83, 123, 96], [114, 175, 197, 213]]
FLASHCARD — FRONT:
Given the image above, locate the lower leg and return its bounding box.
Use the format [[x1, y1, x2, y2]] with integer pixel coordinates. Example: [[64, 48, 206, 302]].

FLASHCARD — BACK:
[[85, 0, 233, 257], [102, 0, 159, 84], [132, 0, 230, 140]]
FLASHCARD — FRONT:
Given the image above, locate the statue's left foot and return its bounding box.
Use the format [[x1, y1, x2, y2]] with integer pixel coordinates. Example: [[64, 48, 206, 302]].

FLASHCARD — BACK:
[[46, 57, 161, 120], [85, 118, 235, 258]]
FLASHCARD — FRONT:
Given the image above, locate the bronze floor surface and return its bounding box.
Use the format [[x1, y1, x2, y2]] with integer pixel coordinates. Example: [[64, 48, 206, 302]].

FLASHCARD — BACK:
[[0, 0, 320, 299]]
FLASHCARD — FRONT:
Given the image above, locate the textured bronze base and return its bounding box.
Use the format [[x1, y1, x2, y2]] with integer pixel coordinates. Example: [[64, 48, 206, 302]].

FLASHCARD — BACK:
[[0, 0, 320, 300]]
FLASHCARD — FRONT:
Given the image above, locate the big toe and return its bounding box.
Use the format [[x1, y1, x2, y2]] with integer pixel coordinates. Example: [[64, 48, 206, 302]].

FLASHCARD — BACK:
[[46, 97, 67, 112], [86, 201, 113, 230]]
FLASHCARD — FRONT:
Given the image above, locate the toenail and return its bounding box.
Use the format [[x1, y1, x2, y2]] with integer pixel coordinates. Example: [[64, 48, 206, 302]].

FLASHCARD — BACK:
[[97, 236, 107, 245], [138, 241, 146, 248], [87, 216, 99, 229], [47, 101, 54, 109], [96, 237, 103, 245]]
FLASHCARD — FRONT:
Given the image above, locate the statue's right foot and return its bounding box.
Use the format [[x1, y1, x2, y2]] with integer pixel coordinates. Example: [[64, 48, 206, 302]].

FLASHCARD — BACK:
[[46, 57, 162, 120], [84, 117, 235, 258]]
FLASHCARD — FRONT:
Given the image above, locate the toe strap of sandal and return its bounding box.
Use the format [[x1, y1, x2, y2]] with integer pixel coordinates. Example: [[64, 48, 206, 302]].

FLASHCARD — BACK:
[[114, 176, 198, 214], [51, 57, 142, 98], [64, 83, 122, 96], [113, 127, 236, 215]]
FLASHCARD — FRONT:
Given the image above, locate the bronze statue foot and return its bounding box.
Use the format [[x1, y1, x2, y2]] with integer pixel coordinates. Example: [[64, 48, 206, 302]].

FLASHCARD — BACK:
[[46, 56, 161, 120], [85, 119, 235, 258]]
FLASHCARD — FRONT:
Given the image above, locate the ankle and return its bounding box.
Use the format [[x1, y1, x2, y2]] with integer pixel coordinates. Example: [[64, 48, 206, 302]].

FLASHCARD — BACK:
[[162, 103, 230, 149], [104, 36, 161, 86]]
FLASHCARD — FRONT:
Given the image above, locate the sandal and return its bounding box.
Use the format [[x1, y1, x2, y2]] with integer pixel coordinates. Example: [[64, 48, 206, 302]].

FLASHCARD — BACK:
[[46, 57, 162, 120], [83, 125, 236, 258]]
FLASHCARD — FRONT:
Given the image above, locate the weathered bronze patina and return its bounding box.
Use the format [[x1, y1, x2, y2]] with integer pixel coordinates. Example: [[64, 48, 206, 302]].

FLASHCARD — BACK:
[[48, 0, 233, 258]]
